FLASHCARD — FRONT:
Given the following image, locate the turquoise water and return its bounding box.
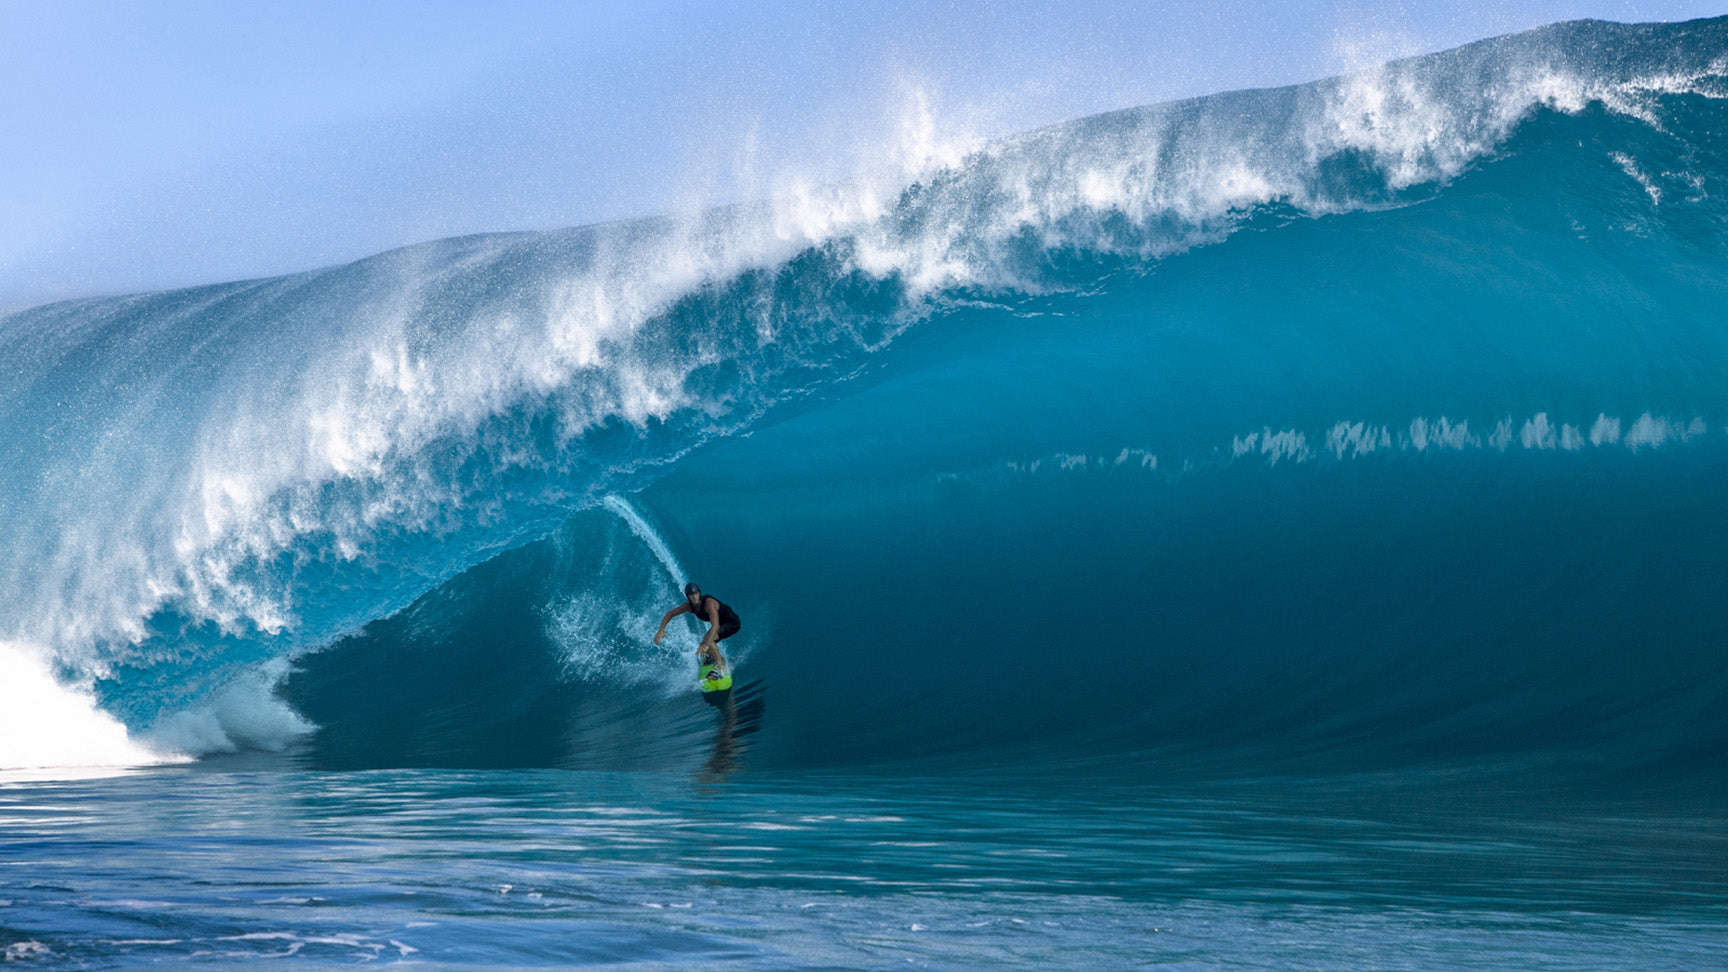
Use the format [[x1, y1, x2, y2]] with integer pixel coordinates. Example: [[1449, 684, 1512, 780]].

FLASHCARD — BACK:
[[3, 15, 1728, 967], [5, 764, 1725, 968]]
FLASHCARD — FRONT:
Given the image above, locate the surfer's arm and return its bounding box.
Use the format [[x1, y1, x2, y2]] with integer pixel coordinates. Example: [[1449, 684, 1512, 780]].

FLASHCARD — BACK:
[[653, 602, 691, 644]]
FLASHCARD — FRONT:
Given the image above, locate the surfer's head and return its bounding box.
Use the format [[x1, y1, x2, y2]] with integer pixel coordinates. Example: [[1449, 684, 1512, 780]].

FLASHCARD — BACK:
[[684, 582, 701, 605]]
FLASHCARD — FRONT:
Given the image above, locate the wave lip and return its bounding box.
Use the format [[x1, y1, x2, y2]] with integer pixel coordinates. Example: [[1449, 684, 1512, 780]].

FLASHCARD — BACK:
[[867, 16, 1728, 283]]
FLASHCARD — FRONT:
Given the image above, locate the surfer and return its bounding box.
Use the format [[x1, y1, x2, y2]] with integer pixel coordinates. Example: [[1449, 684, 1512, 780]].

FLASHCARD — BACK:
[[654, 583, 741, 705]]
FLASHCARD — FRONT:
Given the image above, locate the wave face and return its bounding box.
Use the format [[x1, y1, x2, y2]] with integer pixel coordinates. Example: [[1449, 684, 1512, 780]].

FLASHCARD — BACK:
[[3, 17, 1727, 773]]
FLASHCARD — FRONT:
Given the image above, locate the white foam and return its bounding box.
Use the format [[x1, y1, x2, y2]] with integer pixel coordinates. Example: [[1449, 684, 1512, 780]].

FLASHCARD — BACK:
[[1624, 412, 1671, 450], [1520, 413, 1558, 450], [4, 943, 52, 962], [986, 409, 1712, 485], [1260, 429, 1311, 465], [1326, 421, 1391, 459], [1620, 413, 1709, 449], [546, 589, 687, 690], [1408, 417, 1432, 452], [1610, 151, 1663, 205], [1113, 448, 1157, 469], [1489, 418, 1516, 452], [546, 497, 711, 692], [1240, 410, 1717, 466], [0, 642, 179, 771], [1231, 428, 1310, 464], [1407, 417, 1475, 451], [141, 658, 313, 757]]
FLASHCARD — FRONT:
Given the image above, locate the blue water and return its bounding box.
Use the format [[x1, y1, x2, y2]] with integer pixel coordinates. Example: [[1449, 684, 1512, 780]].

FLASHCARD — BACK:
[[4, 16, 1728, 968], [5, 766, 1726, 968]]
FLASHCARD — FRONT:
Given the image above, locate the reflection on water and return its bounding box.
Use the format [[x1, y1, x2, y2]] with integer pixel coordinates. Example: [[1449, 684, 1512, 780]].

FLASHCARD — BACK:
[[1, 762, 1723, 967], [699, 680, 767, 783]]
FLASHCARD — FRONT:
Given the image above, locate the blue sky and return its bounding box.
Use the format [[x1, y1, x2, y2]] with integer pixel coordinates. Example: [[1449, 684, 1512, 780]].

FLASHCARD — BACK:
[[2, 0, 1723, 311]]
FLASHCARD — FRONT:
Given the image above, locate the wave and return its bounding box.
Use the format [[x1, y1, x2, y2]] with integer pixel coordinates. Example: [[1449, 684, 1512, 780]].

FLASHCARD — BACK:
[[2, 16, 1726, 771]]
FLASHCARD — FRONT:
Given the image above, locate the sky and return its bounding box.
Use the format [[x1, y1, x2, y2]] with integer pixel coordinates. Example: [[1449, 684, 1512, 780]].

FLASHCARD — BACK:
[[2, 0, 1724, 311]]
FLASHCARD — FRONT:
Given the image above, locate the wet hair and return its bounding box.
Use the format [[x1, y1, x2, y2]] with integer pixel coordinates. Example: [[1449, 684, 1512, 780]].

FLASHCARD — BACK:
[[684, 583, 701, 599]]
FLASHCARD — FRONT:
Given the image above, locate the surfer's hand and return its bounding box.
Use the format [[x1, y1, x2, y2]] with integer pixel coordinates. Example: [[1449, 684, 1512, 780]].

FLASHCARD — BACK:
[[652, 629, 664, 645]]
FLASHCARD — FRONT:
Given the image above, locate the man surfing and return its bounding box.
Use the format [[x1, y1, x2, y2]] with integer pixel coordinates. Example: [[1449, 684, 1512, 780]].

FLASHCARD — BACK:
[[654, 582, 741, 705]]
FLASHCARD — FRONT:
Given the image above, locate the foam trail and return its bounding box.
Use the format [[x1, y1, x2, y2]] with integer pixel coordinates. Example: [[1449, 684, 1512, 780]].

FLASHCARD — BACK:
[[602, 495, 687, 589], [542, 502, 700, 692]]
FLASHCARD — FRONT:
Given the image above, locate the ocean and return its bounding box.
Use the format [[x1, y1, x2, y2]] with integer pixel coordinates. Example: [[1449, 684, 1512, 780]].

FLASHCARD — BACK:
[[3, 16, 1726, 969]]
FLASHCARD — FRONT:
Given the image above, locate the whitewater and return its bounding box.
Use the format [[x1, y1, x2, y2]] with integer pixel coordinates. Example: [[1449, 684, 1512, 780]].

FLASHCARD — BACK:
[[3, 16, 1727, 969]]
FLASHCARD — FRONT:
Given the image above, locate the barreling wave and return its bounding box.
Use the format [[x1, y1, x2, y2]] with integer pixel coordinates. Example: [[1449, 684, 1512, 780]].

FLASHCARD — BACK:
[[2, 16, 1726, 771]]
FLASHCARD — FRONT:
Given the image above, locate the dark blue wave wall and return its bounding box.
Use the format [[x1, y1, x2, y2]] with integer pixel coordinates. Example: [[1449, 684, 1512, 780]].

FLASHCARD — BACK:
[[284, 91, 1728, 774], [640, 102, 1728, 772]]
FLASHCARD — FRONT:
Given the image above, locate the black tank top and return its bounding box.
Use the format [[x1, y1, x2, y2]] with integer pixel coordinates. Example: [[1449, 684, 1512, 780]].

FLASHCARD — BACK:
[[698, 596, 740, 629]]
